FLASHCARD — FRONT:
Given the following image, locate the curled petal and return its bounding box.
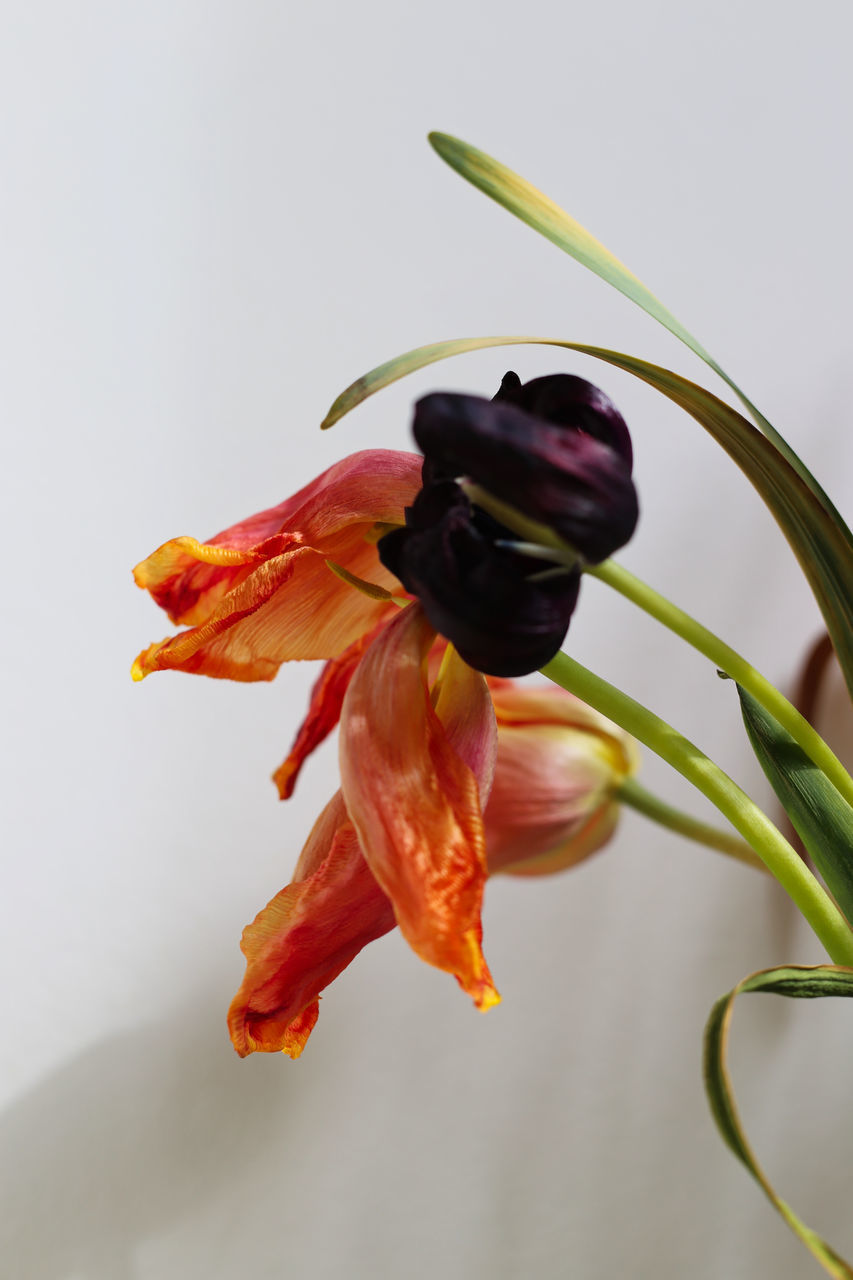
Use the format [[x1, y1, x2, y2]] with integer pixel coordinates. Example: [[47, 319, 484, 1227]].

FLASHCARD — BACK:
[[339, 605, 500, 1010], [132, 450, 421, 681], [432, 645, 497, 804], [133, 532, 301, 628], [379, 482, 580, 677], [414, 387, 638, 564], [227, 792, 396, 1058], [493, 371, 634, 470], [134, 450, 421, 623]]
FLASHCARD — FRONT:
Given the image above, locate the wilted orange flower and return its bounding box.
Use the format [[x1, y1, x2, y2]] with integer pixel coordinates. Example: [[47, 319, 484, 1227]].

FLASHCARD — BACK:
[[228, 613, 637, 1058], [133, 448, 636, 1058]]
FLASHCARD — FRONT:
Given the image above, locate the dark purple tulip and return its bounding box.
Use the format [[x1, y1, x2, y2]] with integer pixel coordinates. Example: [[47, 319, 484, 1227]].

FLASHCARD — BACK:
[[378, 480, 581, 678], [493, 370, 634, 469], [415, 372, 638, 565]]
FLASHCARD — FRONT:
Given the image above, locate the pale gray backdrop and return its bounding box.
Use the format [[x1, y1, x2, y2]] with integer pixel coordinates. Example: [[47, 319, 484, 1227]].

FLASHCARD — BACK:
[[2, 2, 853, 1277]]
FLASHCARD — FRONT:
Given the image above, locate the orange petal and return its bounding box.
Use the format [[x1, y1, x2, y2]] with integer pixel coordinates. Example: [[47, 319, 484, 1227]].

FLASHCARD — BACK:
[[227, 792, 396, 1058], [339, 605, 500, 1011], [272, 616, 394, 800], [432, 644, 497, 806], [132, 451, 421, 681], [134, 450, 421, 623]]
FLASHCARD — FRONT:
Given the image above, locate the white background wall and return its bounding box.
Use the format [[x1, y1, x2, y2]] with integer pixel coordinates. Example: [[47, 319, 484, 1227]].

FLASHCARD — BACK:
[[2, 3, 853, 1277]]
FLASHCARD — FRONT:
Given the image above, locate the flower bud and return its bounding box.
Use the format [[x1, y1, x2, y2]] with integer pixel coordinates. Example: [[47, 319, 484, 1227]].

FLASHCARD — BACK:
[[484, 681, 639, 876]]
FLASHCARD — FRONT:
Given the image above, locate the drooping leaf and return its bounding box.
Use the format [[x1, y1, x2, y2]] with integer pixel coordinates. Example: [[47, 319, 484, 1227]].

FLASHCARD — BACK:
[[321, 335, 853, 701], [426, 132, 852, 545], [704, 964, 853, 1279], [736, 685, 853, 925]]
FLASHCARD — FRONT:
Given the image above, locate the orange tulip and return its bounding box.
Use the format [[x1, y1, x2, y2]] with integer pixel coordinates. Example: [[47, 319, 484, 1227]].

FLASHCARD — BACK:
[[229, 614, 637, 1058], [229, 603, 500, 1058], [134, 447, 637, 1058]]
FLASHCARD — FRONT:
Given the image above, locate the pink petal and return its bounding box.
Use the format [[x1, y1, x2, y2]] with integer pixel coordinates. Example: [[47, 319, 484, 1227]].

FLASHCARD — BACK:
[[484, 682, 637, 876]]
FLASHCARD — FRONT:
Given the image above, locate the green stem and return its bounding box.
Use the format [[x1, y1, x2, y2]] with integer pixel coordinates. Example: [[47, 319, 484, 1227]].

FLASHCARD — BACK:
[[617, 778, 765, 870], [542, 651, 853, 966], [589, 559, 853, 810]]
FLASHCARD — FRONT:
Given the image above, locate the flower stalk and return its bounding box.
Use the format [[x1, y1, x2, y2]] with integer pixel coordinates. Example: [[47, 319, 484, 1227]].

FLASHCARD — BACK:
[[541, 650, 853, 967], [615, 777, 765, 870], [589, 559, 853, 809]]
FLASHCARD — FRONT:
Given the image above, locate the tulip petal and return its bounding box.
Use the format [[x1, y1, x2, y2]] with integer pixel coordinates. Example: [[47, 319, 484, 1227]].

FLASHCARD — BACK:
[[493, 371, 634, 469], [483, 681, 637, 874], [272, 617, 394, 799], [339, 604, 500, 1010], [134, 450, 421, 621], [431, 644, 497, 805], [489, 680, 640, 769], [227, 792, 396, 1058], [496, 805, 620, 878], [278, 1001, 320, 1058], [414, 389, 638, 564], [132, 451, 421, 681], [378, 480, 581, 677], [484, 723, 625, 875]]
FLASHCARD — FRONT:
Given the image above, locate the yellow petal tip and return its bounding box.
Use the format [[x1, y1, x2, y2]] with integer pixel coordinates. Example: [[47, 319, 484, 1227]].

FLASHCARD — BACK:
[[477, 986, 502, 1013]]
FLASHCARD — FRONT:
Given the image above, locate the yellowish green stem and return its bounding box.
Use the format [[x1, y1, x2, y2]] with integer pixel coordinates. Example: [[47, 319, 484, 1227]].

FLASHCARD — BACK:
[[590, 559, 853, 810], [616, 778, 765, 871], [542, 651, 853, 966]]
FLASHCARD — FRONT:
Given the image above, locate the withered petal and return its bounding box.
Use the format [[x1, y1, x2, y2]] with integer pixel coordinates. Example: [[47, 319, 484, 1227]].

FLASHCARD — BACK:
[[414, 385, 638, 564], [379, 483, 580, 677], [338, 604, 500, 1010], [227, 792, 396, 1058]]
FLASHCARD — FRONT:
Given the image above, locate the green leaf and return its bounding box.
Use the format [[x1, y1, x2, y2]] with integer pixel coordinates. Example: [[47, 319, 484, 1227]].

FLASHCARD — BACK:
[[426, 132, 852, 545], [320, 335, 853, 701], [426, 134, 715, 371], [736, 685, 853, 925], [704, 964, 853, 1279]]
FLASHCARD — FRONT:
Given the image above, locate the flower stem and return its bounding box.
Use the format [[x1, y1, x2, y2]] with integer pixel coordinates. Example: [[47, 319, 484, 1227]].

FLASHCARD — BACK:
[[616, 777, 765, 871], [588, 559, 853, 810], [541, 651, 853, 966]]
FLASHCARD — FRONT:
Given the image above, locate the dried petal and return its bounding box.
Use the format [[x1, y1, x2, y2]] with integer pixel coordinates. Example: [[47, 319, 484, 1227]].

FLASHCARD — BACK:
[[338, 604, 500, 1010]]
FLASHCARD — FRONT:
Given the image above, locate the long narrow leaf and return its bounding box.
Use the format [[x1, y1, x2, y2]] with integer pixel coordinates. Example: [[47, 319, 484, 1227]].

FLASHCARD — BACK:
[[704, 965, 853, 1278], [427, 131, 852, 546], [321, 335, 853, 699], [736, 686, 853, 924]]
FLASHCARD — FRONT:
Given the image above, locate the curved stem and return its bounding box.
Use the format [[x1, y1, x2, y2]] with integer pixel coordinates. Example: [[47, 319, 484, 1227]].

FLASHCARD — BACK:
[[541, 651, 853, 966], [589, 559, 853, 811], [616, 777, 765, 871]]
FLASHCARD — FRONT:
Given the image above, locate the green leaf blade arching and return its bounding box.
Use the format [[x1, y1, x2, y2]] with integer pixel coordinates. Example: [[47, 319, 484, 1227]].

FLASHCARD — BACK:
[[427, 132, 713, 366], [736, 686, 853, 925], [704, 965, 853, 1279], [426, 132, 853, 548], [321, 335, 853, 702]]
